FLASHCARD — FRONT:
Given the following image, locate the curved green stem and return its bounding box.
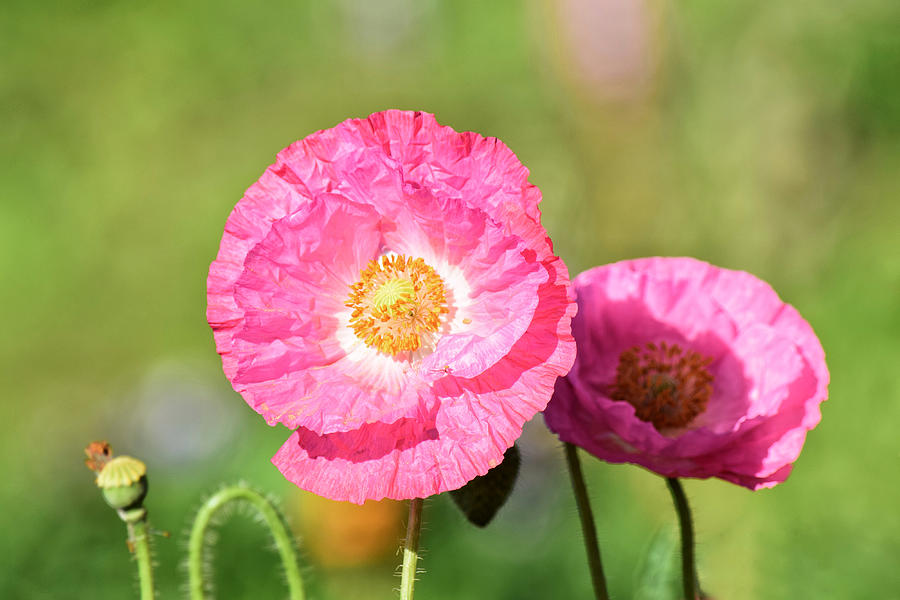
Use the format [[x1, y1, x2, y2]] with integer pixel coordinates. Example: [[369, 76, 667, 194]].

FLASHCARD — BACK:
[[400, 498, 424, 600], [127, 516, 155, 600], [187, 485, 305, 600], [666, 477, 699, 600], [563, 443, 610, 600]]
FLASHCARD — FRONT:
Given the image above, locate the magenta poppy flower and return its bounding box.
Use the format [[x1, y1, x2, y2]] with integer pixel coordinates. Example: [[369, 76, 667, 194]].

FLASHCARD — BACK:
[[207, 110, 576, 503], [544, 257, 828, 489]]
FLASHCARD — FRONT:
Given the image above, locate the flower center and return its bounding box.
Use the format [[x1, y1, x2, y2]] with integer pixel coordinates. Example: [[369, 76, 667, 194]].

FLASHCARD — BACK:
[[346, 254, 449, 355], [611, 341, 714, 430]]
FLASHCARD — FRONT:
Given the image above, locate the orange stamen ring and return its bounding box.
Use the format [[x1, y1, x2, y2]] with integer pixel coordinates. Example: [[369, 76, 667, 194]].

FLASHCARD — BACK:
[[346, 254, 449, 355]]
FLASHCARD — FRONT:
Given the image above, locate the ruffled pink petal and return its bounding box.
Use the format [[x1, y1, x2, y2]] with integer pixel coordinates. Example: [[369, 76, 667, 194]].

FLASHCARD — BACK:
[[361, 111, 543, 224], [208, 169, 313, 380]]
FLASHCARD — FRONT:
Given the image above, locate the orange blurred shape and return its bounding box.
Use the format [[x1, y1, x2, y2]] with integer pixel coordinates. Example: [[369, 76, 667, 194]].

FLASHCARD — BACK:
[[289, 490, 405, 568]]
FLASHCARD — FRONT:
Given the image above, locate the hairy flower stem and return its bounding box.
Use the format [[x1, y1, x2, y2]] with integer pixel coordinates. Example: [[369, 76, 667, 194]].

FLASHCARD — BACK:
[[127, 517, 155, 600], [563, 443, 610, 600], [187, 486, 305, 600], [400, 498, 424, 600], [666, 477, 699, 600]]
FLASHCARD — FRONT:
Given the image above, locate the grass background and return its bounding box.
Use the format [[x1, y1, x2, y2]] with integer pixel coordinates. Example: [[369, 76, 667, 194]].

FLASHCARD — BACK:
[[1, 0, 898, 598]]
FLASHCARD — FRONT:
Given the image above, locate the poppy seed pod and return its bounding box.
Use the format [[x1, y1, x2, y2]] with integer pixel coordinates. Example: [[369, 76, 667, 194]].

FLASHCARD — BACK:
[[96, 456, 148, 510]]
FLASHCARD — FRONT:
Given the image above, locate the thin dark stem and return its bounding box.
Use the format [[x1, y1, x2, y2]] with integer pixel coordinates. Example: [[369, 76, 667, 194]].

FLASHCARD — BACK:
[[400, 498, 424, 600], [563, 442, 610, 600], [666, 477, 699, 600]]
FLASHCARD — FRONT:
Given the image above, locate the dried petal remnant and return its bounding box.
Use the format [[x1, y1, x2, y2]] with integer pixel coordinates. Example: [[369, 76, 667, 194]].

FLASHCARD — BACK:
[[611, 342, 713, 430], [84, 440, 113, 472], [346, 254, 449, 355]]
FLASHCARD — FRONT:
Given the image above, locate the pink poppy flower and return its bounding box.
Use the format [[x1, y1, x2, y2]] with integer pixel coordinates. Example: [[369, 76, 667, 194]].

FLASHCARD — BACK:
[[544, 257, 828, 489], [207, 110, 576, 503]]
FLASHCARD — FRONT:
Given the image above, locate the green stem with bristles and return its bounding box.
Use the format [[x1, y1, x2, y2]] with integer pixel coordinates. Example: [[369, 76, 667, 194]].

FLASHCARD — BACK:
[[666, 477, 699, 600], [127, 516, 155, 600], [563, 442, 610, 600], [187, 485, 305, 600], [400, 498, 424, 600]]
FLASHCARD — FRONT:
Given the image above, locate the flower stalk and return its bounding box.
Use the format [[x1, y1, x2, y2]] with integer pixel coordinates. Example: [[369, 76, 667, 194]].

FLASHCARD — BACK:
[[85, 442, 156, 599], [400, 498, 424, 600], [127, 515, 155, 600], [563, 442, 610, 600], [187, 485, 305, 600], [666, 477, 699, 600]]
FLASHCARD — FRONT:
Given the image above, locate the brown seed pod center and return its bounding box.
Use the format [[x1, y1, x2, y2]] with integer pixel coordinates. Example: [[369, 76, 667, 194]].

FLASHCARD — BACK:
[[611, 341, 714, 431]]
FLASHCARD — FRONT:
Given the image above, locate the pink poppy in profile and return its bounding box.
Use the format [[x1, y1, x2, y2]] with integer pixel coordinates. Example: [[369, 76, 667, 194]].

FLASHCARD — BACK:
[[207, 110, 576, 504], [544, 257, 828, 489]]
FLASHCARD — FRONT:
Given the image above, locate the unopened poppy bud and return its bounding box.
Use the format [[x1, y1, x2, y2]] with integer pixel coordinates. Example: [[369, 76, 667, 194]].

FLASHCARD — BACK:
[[450, 444, 520, 527], [96, 456, 148, 510]]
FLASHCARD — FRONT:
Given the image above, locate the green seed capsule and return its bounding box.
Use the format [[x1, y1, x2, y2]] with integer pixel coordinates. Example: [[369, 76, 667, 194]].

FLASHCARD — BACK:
[[96, 456, 148, 510]]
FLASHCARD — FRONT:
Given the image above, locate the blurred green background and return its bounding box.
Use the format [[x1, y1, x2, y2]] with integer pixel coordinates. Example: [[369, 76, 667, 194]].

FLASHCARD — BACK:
[[2, 0, 898, 598]]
